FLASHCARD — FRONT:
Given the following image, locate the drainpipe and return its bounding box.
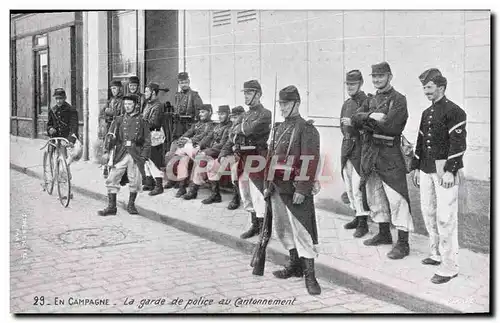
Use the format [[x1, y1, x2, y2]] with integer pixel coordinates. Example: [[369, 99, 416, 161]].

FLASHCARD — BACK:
[[82, 12, 90, 161]]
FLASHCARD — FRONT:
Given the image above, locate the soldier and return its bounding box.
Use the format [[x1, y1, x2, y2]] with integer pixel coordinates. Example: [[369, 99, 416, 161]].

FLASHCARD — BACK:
[[232, 80, 272, 239], [99, 80, 124, 137], [142, 82, 168, 196], [339, 70, 371, 238], [164, 104, 214, 198], [164, 72, 204, 189], [351, 61, 414, 260], [183, 105, 233, 203], [268, 85, 321, 295], [411, 68, 467, 284], [98, 94, 151, 217], [221, 106, 246, 210], [127, 76, 145, 113]]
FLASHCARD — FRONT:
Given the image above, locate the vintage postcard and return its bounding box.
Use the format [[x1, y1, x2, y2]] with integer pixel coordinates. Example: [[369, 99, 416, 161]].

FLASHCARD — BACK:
[[10, 9, 491, 314]]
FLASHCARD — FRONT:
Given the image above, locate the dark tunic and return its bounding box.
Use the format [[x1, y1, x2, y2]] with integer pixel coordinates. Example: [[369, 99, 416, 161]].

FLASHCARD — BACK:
[[233, 103, 272, 192], [410, 96, 467, 175], [99, 94, 124, 139], [340, 91, 370, 175], [105, 112, 151, 179], [172, 89, 203, 139], [352, 86, 411, 206], [270, 115, 320, 244], [142, 98, 165, 169], [198, 120, 232, 158], [47, 101, 79, 142]]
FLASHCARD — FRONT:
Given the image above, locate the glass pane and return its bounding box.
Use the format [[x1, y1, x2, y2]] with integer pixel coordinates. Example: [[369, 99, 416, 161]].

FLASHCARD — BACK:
[[38, 51, 49, 115], [110, 11, 138, 77], [36, 35, 47, 46]]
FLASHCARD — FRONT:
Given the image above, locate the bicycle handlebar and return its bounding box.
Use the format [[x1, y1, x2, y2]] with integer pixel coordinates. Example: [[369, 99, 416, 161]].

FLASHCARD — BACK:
[[40, 137, 71, 150]]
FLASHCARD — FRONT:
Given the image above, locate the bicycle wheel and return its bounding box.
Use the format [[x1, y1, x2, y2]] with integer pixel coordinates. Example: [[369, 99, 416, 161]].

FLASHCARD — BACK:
[[42, 150, 54, 195], [56, 156, 71, 208]]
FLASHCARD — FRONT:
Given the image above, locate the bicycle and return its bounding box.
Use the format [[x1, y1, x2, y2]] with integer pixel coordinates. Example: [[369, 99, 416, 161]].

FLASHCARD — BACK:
[[40, 137, 72, 207]]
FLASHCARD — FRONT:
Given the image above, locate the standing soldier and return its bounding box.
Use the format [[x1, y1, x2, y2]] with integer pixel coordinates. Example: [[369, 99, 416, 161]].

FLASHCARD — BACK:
[[127, 75, 145, 113], [98, 94, 151, 217], [164, 72, 204, 189], [269, 85, 321, 295], [351, 62, 414, 260], [340, 70, 371, 238], [411, 68, 466, 284], [99, 80, 124, 137], [233, 80, 272, 239], [183, 105, 233, 203], [142, 82, 168, 196]]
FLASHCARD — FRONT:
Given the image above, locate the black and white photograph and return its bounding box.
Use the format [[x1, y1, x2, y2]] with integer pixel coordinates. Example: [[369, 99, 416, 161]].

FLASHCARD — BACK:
[[8, 8, 491, 314]]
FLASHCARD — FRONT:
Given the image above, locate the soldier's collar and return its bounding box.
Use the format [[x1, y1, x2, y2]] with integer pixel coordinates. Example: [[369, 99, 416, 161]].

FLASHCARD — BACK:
[[249, 103, 262, 110], [350, 90, 365, 101], [433, 95, 447, 105], [376, 85, 393, 95], [125, 111, 140, 117]]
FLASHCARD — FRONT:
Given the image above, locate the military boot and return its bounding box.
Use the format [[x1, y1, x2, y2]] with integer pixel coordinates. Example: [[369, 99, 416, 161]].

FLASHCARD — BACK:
[[227, 182, 241, 210], [272, 248, 303, 279], [183, 183, 199, 200], [163, 180, 176, 189], [142, 176, 154, 191], [175, 180, 188, 198], [149, 177, 164, 196], [387, 230, 410, 260], [353, 216, 369, 238], [343, 217, 358, 230], [302, 258, 321, 295], [240, 212, 263, 239], [127, 192, 139, 215], [97, 193, 117, 216], [363, 222, 393, 246], [202, 181, 222, 204]]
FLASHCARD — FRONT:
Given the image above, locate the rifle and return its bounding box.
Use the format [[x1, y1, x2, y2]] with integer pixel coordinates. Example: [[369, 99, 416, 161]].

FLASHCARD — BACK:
[[103, 121, 117, 178], [250, 74, 278, 276]]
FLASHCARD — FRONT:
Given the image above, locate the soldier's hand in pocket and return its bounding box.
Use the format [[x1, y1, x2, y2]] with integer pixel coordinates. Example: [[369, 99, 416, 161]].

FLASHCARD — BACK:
[[293, 192, 305, 204]]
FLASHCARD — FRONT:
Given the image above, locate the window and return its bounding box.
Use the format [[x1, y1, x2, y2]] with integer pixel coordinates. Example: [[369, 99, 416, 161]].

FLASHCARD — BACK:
[[35, 50, 49, 115], [110, 10, 138, 77], [33, 34, 49, 116]]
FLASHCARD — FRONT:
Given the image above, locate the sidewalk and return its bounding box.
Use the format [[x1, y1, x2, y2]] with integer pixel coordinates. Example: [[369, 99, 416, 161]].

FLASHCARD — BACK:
[[10, 135, 490, 313]]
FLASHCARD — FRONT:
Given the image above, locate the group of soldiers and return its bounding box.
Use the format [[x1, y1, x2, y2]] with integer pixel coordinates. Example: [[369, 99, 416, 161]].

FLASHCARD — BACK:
[[87, 60, 466, 295], [340, 62, 467, 285]]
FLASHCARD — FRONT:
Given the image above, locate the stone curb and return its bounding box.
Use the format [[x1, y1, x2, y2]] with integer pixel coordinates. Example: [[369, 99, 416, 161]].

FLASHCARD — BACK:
[[10, 163, 462, 313]]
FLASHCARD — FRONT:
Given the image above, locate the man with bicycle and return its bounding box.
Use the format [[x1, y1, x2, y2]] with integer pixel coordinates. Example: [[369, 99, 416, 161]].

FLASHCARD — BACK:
[[47, 88, 79, 162]]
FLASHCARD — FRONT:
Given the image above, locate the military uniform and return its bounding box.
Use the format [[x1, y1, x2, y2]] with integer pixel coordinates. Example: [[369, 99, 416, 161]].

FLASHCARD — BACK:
[[270, 85, 321, 296], [411, 68, 467, 284], [164, 104, 214, 197], [340, 70, 371, 238], [171, 72, 204, 140], [352, 62, 413, 260], [98, 94, 151, 217], [47, 88, 79, 170], [142, 82, 166, 195], [126, 76, 145, 114], [184, 105, 233, 203], [233, 80, 272, 239], [99, 80, 124, 139]]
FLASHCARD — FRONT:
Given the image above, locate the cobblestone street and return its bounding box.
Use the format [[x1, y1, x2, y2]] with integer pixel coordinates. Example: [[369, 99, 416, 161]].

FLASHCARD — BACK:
[[10, 170, 412, 314]]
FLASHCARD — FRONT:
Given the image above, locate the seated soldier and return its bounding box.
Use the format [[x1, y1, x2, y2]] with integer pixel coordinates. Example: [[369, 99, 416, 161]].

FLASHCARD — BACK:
[[217, 106, 246, 210], [164, 104, 214, 198], [183, 105, 233, 202]]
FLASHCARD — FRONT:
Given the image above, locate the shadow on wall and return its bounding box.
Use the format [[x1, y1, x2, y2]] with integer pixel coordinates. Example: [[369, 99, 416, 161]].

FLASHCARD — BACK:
[[316, 174, 491, 254]]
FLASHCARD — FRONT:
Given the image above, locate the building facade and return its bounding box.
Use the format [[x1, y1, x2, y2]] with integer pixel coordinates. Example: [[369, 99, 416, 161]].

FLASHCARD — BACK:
[[10, 10, 491, 251]]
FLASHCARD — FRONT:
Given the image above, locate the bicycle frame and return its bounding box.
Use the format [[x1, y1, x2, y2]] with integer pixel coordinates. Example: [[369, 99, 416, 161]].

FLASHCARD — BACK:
[[41, 137, 72, 207]]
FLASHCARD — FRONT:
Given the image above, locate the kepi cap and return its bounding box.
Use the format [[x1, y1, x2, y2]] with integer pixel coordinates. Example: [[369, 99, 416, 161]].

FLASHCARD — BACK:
[[128, 76, 140, 84], [53, 88, 66, 97], [277, 85, 301, 102], [241, 80, 262, 93], [370, 62, 392, 75], [178, 72, 189, 81], [110, 79, 122, 87], [230, 106, 245, 116], [199, 104, 213, 113], [218, 105, 230, 114], [345, 70, 363, 83]]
